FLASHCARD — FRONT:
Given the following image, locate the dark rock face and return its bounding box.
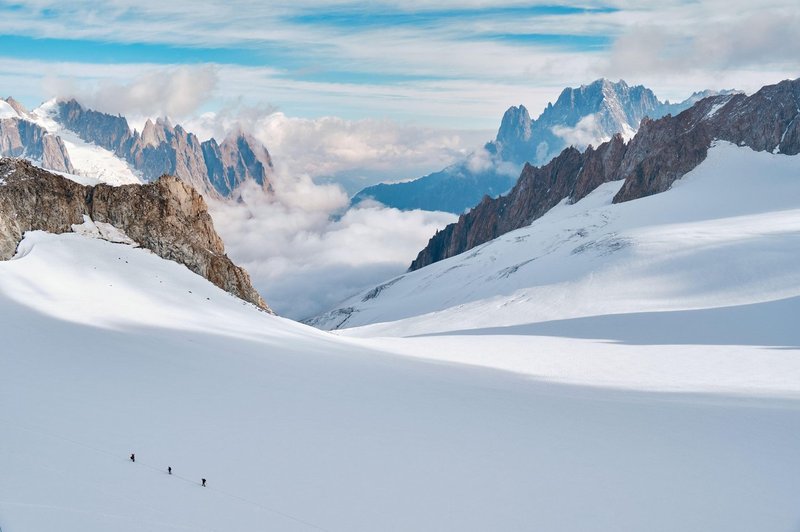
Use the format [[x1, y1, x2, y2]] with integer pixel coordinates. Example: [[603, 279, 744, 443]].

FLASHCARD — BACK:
[[486, 78, 702, 167], [58, 99, 133, 155], [0, 158, 270, 311], [354, 79, 723, 215], [493, 105, 533, 164], [126, 118, 212, 196], [410, 78, 800, 271], [55, 100, 274, 198], [614, 78, 800, 202], [0, 118, 75, 174], [203, 132, 275, 196]]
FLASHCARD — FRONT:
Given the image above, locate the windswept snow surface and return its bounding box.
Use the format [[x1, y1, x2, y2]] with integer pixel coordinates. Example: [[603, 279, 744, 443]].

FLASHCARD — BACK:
[[30, 100, 142, 186], [1, 230, 800, 531], [317, 142, 800, 394], [327, 143, 800, 335]]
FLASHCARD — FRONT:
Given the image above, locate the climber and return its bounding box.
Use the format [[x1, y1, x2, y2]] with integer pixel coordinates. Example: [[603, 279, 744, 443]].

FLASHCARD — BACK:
[[168, 466, 172, 475], [201, 478, 206, 487], [130, 453, 135, 463]]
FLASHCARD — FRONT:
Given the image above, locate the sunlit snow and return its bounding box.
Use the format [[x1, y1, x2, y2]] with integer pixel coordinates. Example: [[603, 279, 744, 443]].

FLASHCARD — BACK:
[[1, 142, 799, 531]]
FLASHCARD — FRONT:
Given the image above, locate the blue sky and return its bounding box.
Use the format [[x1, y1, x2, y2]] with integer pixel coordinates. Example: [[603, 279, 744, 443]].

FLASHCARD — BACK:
[[0, 0, 797, 128]]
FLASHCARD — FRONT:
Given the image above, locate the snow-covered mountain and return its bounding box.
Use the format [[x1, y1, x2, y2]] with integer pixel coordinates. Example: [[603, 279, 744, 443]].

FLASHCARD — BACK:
[[311, 79, 800, 332], [410, 78, 796, 271], [0, 157, 267, 309], [0, 98, 274, 197], [311, 141, 800, 340], [2, 79, 800, 531], [352, 80, 734, 214], [2, 198, 800, 531], [0, 97, 75, 174]]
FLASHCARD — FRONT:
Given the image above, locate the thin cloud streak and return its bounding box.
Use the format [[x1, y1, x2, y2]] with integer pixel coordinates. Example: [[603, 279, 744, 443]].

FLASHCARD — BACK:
[[1, 1, 798, 126]]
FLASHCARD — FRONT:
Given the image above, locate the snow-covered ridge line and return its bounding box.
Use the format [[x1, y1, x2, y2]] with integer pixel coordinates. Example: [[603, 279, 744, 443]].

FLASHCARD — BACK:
[[0, 158, 269, 310], [313, 142, 800, 338], [408, 77, 800, 271], [30, 99, 142, 186]]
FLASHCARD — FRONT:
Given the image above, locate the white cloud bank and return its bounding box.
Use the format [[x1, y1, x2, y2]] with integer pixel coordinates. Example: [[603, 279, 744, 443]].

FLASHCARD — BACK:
[[186, 107, 490, 193], [551, 114, 613, 151], [209, 176, 455, 320]]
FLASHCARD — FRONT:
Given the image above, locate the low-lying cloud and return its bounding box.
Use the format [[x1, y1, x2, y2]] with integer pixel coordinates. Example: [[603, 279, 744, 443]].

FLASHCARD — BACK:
[[186, 107, 490, 193], [209, 170, 456, 320], [193, 106, 480, 320], [551, 114, 611, 151]]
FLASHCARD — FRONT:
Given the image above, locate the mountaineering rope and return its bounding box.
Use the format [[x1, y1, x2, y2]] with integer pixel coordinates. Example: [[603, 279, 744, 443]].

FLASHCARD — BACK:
[[0, 417, 333, 532]]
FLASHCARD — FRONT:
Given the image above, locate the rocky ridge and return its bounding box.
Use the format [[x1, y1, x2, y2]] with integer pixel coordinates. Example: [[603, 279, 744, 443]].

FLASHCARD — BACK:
[[1, 98, 74, 173], [410, 78, 800, 271], [486, 79, 738, 167], [0, 158, 269, 311], [56, 100, 274, 198], [353, 79, 728, 215]]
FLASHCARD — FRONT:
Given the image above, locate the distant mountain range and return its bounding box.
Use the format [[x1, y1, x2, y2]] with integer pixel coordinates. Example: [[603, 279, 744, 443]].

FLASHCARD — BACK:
[[409, 78, 799, 271], [310, 77, 800, 331], [0, 98, 273, 198], [352, 79, 738, 214]]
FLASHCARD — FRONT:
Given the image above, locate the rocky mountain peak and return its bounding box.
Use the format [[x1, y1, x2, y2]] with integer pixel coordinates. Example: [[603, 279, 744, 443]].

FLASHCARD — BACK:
[[486, 78, 684, 167], [57, 98, 134, 155], [139, 118, 168, 147], [0, 157, 270, 311], [204, 129, 274, 195], [410, 77, 800, 271], [4, 97, 28, 117], [52, 99, 274, 198], [353, 79, 731, 216], [497, 105, 532, 140], [0, 117, 74, 174]]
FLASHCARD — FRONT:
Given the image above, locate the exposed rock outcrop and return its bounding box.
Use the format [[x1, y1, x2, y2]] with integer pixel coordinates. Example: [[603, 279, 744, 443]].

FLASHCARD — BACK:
[[55, 100, 274, 198], [202, 131, 275, 196], [485, 78, 723, 167], [126, 118, 213, 196], [410, 78, 800, 271], [354, 79, 734, 215], [4, 97, 30, 118], [0, 118, 75, 174], [0, 158, 270, 311]]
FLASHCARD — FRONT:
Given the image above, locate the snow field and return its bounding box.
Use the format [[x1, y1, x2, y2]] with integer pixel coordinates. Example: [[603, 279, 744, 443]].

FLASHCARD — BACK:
[[325, 143, 800, 337], [1, 231, 799, 531], [30, 100, 142, 186]]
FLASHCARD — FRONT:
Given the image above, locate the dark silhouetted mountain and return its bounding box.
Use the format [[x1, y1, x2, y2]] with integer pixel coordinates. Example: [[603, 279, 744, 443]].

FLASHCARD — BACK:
[[55, 100, 273, 198], [354, 79, 731, 214], [410, 78, 798, 271]]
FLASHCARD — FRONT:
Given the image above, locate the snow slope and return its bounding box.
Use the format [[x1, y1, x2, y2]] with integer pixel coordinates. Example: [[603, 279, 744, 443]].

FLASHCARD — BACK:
[[30, 100, 142, 186], [2, 229, 800, 531], [317, 142, 800, 337], [0, 100, 20, 119]]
